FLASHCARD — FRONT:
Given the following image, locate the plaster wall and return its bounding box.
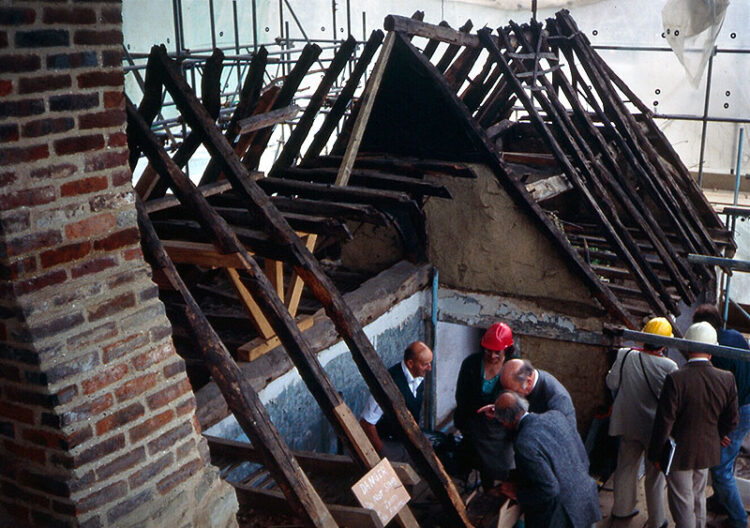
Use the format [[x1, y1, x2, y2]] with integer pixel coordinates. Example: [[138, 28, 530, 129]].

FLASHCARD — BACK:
[[521, 336, 608, 432], [437, 287, 606, 431], [424, 164, 600, 308], [206, 289, 430, 452], [434, 322, 479, 425]]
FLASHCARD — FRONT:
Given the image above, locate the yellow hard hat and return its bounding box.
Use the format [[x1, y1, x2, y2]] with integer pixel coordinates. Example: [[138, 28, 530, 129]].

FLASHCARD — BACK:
[[642, 317, 673, 338]]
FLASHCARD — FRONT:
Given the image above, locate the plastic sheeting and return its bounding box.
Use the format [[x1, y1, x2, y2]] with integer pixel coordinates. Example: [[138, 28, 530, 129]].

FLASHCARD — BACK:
[[662, 0, 730, 87]]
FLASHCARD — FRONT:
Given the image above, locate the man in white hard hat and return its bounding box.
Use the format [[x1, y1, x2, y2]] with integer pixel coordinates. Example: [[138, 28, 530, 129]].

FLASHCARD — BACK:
[[648, 321, 739, 528]]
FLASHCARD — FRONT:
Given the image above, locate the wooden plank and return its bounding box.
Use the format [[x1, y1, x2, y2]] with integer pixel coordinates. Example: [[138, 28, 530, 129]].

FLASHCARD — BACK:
[[237, 104, 300, 134], [275, 167, 452, 198], [302, 31, 384, 162], [134, 199, 338, 528], [234, 485, 384, 528], [384, 15, 484, 49], [226, 267, 275, 340], [272, 36, 358, 173], [238, 315, 315, 361], [257, 177, 415, 206], [525, 174, 572, 201], [285, 234, 317, 318], [162, 240, 248, 268], [303, 154, 476, 179], [271, 196, 388, 226], [435, 20, 473, 74], [152, 45, 453, 528], [265, 258, 284, 300], [336, 31, 396, 187]]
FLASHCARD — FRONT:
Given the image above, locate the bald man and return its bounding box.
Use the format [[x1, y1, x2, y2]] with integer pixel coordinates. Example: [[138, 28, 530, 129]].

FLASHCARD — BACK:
[[495, 391, 600, 528], [499, 358, 577, 429], [360, 341, 433, 462]]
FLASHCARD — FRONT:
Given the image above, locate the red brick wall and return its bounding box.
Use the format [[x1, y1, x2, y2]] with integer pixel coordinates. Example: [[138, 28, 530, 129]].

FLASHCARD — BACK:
[[0, 3, 236, 526]]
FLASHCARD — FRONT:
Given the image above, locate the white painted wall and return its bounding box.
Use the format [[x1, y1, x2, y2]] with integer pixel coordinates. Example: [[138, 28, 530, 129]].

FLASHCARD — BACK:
[[434, 321, 481, 425]]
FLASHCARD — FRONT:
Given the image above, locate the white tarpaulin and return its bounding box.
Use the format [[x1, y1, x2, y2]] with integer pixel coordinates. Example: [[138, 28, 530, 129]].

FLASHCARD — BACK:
[[662, 0, 730, 87]]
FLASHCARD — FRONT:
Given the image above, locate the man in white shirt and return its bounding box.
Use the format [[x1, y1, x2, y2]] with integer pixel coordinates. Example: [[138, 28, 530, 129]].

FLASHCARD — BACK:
[[359, 341, 433, 462]]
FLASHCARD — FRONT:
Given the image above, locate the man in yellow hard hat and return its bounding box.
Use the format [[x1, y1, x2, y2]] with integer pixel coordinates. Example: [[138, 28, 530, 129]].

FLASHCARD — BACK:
[[606, 317, 678, 528]]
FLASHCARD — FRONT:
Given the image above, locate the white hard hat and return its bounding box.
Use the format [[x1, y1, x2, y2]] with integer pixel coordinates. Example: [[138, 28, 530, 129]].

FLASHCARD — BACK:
[[684, 321, 718, 346]]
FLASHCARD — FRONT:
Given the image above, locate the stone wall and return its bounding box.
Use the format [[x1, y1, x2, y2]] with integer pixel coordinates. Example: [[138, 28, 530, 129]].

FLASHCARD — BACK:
[[0, 2, 237, 526]]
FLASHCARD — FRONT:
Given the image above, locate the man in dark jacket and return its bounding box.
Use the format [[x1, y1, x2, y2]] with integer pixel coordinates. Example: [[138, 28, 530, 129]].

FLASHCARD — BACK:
[[693, 303, 750, 527], [494, 391, 601, 528], [648, 321, 739, 528], [359, 341, 432, 461], [498, 358, 577, 429]]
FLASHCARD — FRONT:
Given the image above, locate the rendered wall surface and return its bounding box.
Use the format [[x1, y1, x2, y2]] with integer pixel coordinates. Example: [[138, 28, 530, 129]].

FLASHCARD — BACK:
[[424, 164, 600, 309], [520, 336, 608, 432], [0, 3, 237, 526], [206, 290, 429, 453]]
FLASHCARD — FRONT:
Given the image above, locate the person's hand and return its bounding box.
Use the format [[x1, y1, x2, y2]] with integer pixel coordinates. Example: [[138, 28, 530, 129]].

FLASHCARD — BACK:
[[499, 481, 517, 500], [476, 404, 495, 420], [721, 435, 731, 447]]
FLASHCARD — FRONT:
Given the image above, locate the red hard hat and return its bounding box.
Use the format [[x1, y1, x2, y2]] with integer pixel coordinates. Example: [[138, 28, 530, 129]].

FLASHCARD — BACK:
[[481, 322, 514, 351]]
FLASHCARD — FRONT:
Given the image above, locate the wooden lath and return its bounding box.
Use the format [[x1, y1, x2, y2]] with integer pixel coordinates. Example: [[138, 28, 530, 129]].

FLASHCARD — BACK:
[[129, 40, 472, 527]]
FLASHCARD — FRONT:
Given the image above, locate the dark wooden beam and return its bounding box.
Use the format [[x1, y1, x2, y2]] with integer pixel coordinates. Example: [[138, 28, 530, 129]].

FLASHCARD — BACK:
[[272, 36, 358, 173], [302, 31, 384, 162], [256, 177, 417, 207], [274, 167, 452, 198], [199, 47, 269, 185], [233, 485, 384, 528], [135, 198, 337, 527]]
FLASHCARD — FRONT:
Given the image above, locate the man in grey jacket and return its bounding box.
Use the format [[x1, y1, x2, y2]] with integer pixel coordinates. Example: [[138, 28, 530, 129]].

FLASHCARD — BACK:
[[495, 391, 601, 528], [606, 317, 677, 527]]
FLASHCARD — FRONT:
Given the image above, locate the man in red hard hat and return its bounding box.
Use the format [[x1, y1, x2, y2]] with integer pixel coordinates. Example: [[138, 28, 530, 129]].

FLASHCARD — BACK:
[[454, 323, 517, 489]]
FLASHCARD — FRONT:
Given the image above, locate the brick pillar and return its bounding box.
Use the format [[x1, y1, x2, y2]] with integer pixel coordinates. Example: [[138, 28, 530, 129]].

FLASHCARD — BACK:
[[0, 3, 238, 527]]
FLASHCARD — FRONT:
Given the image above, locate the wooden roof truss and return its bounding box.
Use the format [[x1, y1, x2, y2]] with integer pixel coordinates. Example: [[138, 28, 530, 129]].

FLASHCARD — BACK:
[[380, 11, 734, 326], [127, 14, 472, 525]]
